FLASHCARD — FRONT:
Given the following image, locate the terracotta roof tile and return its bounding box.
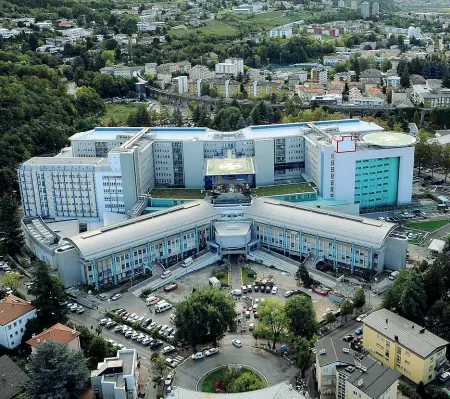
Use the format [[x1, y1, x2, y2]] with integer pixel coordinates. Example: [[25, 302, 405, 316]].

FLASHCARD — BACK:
[[0, 296, 35, 326], [26, 323, 81, 348]]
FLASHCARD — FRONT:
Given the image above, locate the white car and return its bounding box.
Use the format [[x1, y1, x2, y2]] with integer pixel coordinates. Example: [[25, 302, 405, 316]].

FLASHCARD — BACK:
[[165, 374, 173, 386], [142, 338, 153, 346], [163, 345, 176, 354], [100, 318, 111, 326], [232, 339, 242, 348], [160, 325, 169, 333], [191, 352, 204, 360], [161, 270, 172, 279], [356, 314, 367, 322], [124, 330, 135, 338], [271, 286, 278, 294], [76, 306, 84, 314], [111, 293, 122, 301], [205, 347, 219, 356], [114, 325, 124, 333]]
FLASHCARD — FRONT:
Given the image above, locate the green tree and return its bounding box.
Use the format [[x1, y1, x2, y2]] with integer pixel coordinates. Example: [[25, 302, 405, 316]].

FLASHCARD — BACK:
[[442, 71, 450, 89], [3, 272, 20, 291], [27, 341, 89, 399], [296, 264, 313, 288], [75, 86, 105, 116], [323, 311, 336, 328], [400, 64, 410, 88], [381, 58, 393, 72], [174, 288, 235, 348], [352, 288, 366, 311], [95, 325, 103, 336], [285, 295, 317, 338], [0, 195, 24, 254], [414, 132, 430, 175], [258, 299, 289, 349], [383, 269, 427, 324], [100, 50, 115, 66], [29, 262, 68, 328], [386, 87, 393, 104], [151, 355, 167, 380], [87, 336, 115, 369], [293, 338, 312, 377], [127, 105, 152, 126], [340, 299, 354, 321], [413, 110, 421, 127], [440, 144, 450, 181], [229, 371, 266, 393]]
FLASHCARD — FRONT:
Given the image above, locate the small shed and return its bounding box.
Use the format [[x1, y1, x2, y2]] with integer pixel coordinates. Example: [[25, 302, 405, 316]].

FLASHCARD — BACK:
[[209, 276, 221, 289], [428, 239, 446, 257]]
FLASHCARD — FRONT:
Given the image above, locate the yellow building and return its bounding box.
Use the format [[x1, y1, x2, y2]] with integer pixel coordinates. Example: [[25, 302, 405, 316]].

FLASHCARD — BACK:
[[362, 308, 448, 385]]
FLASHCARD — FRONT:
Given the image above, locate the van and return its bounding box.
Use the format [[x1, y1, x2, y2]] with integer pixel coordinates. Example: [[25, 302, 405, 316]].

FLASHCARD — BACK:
[[155, 302, 173, 313], [231, 289, 242, 296], [182, 257, 194, 267], [241, 286, 247, 294]]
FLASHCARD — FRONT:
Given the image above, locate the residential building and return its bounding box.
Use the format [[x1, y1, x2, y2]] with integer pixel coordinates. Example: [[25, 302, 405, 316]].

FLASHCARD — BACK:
[[315, 338, 400, 399], [26, 323, 81, 353], [351, 0, 357, 10], [338, 0, 345, 8], [311, 94, 343, 106], [99, 65, 144, 78], [311, 67, 328, 84], [361, 1, 370, 19], [269, 26, 293, 38], [0, 296, 37, 349], [362, 308, 449, 384], [189, 65, 213, 80], [0, 355, 29, 399], [412, 85, 450, 108], [372, 2, 379, 15], [386, 76, 401, 88], [215, 58, 244, 76], [156, 61, 191, 74], [360, 68, 383, 89], [408, 26, 421, 39], [232, 4, 254, 14], [172, 76, 188, 94], [91, 349, 138, 399], [145, 62, 157, 75]]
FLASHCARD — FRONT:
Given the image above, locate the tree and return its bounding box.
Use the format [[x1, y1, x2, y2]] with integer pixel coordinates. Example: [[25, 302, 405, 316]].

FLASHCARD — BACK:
[[151, 355, 167, 380], [95, 325, 103, 336], [285, 295, 317, 338], [340, 299, 354, 321], [383, 269, 427, 324], [296, 264, 313, 288], [100, 50, 115, 67], [413, 110, 421, 127], [381, 58, 392, 72], [87, 336, 115, 369], [28, 262, 68, 328], [258, 299, 289, 349], [440, 144, 450, 181], [0, 195, 24, 254], [400, 64, 410, 88], [3, 272, 20, 291], [386, 87, 393, 104], [324, 311, 336, 328], [174, 288, 235, 348], [442, 71, 450, 89], [229, 371, 266, 393], [127, 105, 152, 126], [293, 338, 312, 377], [352, 288, 366, 311], [75, 86, 105, 117], [27, 341, 89, 399]]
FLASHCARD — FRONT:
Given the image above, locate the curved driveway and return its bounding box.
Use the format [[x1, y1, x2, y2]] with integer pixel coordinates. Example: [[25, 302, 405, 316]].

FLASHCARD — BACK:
[[174, 335, 298, 391]]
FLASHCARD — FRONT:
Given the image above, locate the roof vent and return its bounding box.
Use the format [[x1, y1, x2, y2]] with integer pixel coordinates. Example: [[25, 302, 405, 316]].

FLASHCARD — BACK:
[[420, 328, 426, 333], [319, 349, 326, 355], [357, 379, 364, 387], [394, 335, 399, 342], [343, 348, 350, 353], [361, 366, 367, 372], [345, 366, 355, 373]]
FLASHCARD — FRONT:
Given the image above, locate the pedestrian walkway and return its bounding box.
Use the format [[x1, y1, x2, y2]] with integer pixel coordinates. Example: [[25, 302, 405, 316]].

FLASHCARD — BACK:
[[230, 259, 241, 289]]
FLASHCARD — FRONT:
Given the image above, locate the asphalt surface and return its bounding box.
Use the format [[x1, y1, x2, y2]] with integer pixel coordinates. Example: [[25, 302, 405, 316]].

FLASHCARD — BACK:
[[175, 335, 298, 391]]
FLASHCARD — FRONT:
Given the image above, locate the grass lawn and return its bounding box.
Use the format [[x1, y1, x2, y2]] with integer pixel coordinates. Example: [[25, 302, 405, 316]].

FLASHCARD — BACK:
[[101, 103, 142, 125], [201, 367, 266, 393], [408, 238, 422, 245], [149, 188, 207, 199], [241, 266, 257, 286], [256, 183, 316, 197], [249, 10, 305, 26], [407, 219, 450, 232], [171, 20, 238, 37]]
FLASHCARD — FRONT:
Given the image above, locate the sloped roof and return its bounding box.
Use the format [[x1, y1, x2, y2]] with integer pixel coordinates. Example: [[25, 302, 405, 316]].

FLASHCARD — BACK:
[[360, 68, 382, 78], [363, 308, 448, 358], [0, 296, 35, 326], [0, 355, 29, 399], [26, 323, 80, 348]]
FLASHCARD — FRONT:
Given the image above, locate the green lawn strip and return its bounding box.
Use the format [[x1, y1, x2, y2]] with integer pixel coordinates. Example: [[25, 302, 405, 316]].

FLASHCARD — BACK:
[[407, 219, 450, 232], [149, 188, 206, 199], [256, 183, 315, 197], [211, 267, 229, 286], [242, 267, 257, 286], [201, 367, 265, 393], [408, 238, 422, 245], [101, 103, 141, 125]]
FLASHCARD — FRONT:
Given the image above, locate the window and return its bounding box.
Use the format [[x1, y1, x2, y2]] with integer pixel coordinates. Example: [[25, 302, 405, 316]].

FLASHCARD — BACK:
[[405, 351, 410, 357], [8, 325, 11, 330]]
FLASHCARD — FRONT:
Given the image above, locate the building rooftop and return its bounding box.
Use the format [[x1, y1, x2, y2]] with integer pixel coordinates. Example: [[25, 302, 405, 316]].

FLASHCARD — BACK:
[[363, 308, 449, 358], [214, 221, 252, 237], [341, 355, 400, 399], [0, 296, 35, 326], [362, 132, 416, 148], [315, 338, 355, 367], [0, 355, 29, 399], [247, 198, 395, 249], [26, 323, 80, 348], [22, 157, 107, 166], [205, 157, 255, 176]]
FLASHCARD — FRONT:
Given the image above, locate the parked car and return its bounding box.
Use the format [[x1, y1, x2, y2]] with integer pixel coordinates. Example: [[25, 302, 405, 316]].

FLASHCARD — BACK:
[[131, 332, 140, 340], [271, 286, 278, 295], [105, 320, 117, 328], [165, 374, 173, 386], [147, 321, 157, 330], [111, 293, 122, 301], [76, 306, 84, 314], [146, 296, 160, 305], [356, 314, 367, 322], [439, 371, 450, 383], [164, 283, 178, 292], [232, 339, 242, 348], [284, 290, 294, 298], [249, 323, 254, 331], [205, 347, 219, 356], [191, 352, 204, 360], [136, 334, 146, 343], [162, 345, 176, 354], [97, 293, 107, 301], [100, 318, 111, 326], [343, 335, 354, 342], [114, 325, 124, 333], [354, 328, 363, 336], [265, 286, 271, 293], [166, 358, 178, 368], [124, 330, 135, 338], [161, 270, 172, 279], [142, 338, 153, 346], [150, 340, 164, 349]]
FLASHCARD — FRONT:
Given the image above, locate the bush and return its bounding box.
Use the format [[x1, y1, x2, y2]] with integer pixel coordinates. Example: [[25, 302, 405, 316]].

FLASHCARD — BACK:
[[150, 353, 159, 361], [140, 288, 153, 298]]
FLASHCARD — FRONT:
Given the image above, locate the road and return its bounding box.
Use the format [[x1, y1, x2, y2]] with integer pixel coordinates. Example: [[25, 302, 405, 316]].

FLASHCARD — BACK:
[[175, 334, 298, 391], [230, 258, 241, 290]]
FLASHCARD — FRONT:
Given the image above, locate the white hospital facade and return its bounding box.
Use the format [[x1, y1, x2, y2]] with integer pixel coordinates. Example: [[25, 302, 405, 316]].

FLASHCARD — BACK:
[[18, 120, 414, 288]]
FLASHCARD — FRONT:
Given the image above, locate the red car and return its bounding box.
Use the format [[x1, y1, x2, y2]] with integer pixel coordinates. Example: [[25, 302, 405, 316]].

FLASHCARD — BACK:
[[164, 283, 179, 292]]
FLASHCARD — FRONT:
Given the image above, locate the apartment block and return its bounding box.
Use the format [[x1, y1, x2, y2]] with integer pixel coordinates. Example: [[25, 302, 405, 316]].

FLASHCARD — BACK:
[[362, 308, 449, 384]]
